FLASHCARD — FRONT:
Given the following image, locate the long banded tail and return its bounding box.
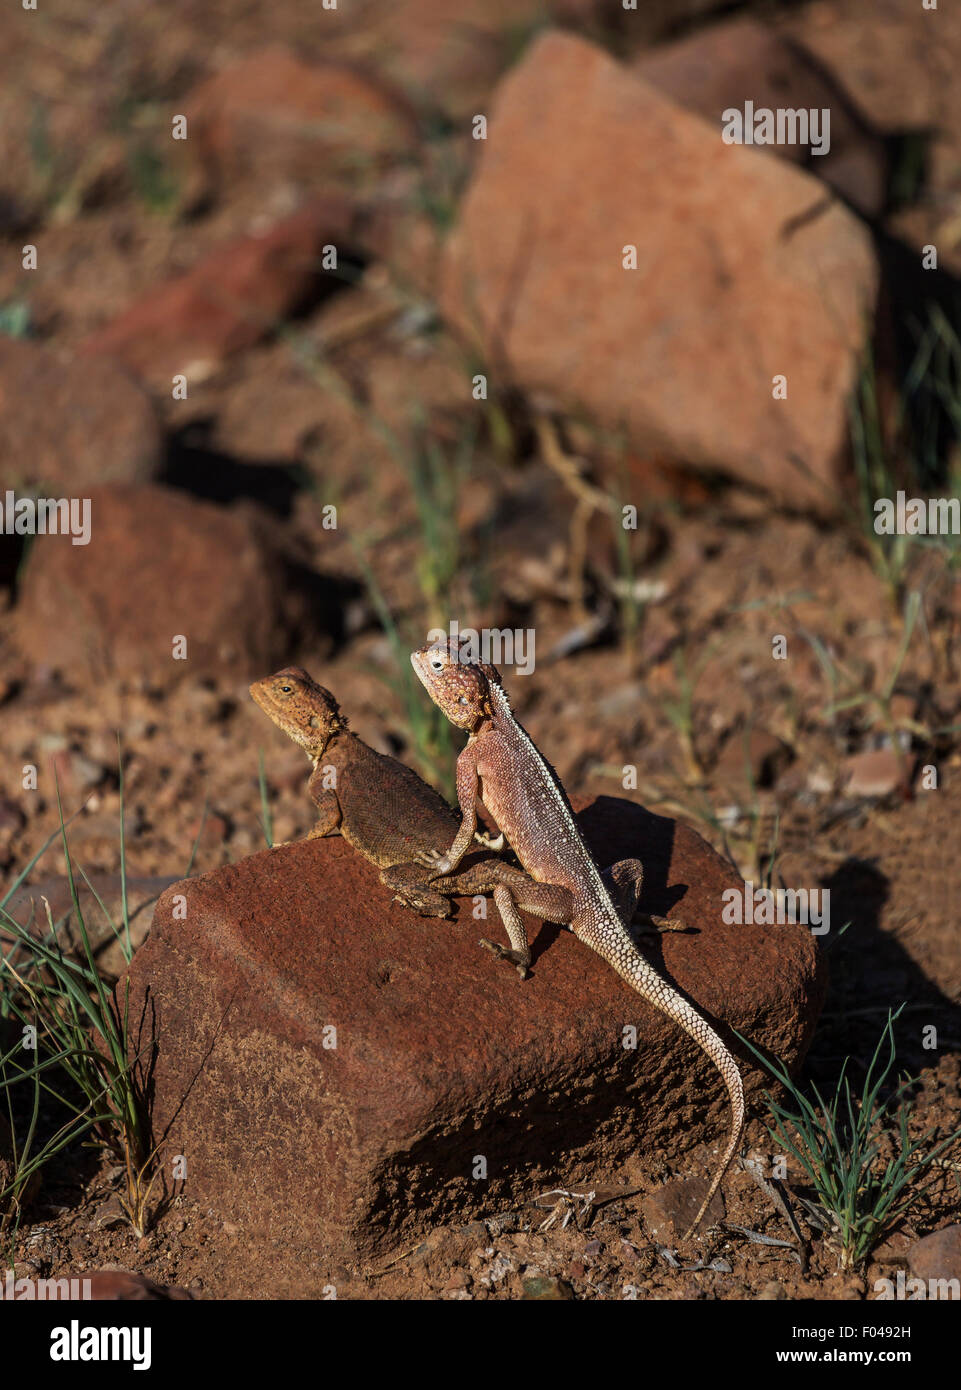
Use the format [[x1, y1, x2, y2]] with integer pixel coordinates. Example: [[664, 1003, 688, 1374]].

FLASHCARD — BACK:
[[585, 917, 745, 1240]]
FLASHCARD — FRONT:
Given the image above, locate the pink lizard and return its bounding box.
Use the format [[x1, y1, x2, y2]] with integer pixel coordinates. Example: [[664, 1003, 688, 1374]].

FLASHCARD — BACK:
[[411, 638, 745, 1239]]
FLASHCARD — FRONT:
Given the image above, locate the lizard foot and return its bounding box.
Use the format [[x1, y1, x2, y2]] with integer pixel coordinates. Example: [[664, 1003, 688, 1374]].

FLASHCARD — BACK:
[[473, 829, 505, 852], [636, 913, 689, 935], [478, 938, 530, 980], [414, 848, 453, 876], [390, 893, 452, 919]]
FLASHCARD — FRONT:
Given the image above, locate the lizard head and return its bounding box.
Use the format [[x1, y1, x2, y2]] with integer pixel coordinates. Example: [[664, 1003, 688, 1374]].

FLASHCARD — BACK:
[[410, 639, 500, 731], [249, 667, 346, 758]]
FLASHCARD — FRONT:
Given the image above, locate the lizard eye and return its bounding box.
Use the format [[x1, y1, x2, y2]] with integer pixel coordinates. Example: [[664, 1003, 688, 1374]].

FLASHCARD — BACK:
[[458, 695, 469, 705], [430, 658, 443, 671], [280, 685, 293, 693]]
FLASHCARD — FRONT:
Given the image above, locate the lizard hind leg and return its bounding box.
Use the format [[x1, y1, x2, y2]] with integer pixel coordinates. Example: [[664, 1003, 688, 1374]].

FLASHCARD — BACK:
[[601, 858, 687, 934], [482, 885, 532, 980]]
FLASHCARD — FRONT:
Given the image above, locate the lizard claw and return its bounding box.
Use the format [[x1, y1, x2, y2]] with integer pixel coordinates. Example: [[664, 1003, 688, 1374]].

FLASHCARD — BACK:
[[415, 848, 452, 876], [479, 938, 530, 980]]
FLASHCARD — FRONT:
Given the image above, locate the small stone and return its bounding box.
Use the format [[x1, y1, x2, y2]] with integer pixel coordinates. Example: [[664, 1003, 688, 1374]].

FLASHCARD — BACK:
[[841, 747, 904, 799], [91, 1194, 127, 1231], [907, 1226, 961, 1285], [70, 754, 106, 791], [521, 1275, 574, 1300], [641, 1175, 726, 1244], [479, 1253, 516, 1286], [61, 1268, 192, 1300]]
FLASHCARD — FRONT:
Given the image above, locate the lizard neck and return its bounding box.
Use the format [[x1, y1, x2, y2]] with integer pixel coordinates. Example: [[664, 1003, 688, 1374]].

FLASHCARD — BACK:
[[484, 680, 514, 732], [307, 722, 348, 764]]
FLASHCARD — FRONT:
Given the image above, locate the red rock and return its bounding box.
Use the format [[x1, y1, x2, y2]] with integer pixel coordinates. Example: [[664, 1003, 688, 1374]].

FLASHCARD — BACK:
[[907, 1226, 961, 1287], [183, 46, 417, 193], [782, 0, 961, 275], [82, 198, 358, 389], [0, 338, 161, 491], [440, 32, 877, 512], [121, 795, 826, 1271], [364, 1, 735, 115], [634, 17, 886, 215], [714, 726, 794, 789], [12, 485, 301, 683]]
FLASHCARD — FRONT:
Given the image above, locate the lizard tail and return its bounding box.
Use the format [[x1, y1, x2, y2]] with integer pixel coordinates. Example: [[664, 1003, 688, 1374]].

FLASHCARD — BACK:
[[585, 921, 745, 1240]]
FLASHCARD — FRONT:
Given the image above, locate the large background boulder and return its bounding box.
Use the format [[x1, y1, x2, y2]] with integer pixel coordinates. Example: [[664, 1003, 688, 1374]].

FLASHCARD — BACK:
[[440, 32, 878, 511]]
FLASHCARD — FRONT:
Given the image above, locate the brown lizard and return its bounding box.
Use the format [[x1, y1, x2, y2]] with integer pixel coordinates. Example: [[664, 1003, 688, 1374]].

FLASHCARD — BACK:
[[250, 666, 539, 924], [410, 639, 745, 1238]]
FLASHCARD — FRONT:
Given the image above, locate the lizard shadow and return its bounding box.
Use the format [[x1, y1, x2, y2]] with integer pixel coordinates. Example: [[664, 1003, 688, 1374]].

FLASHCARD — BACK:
[[806, 856, 961, 1085], [577, 795, 690, 926]]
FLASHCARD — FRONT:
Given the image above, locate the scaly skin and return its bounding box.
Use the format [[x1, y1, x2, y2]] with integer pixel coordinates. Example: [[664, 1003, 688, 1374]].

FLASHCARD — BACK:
[[410, 639, 745, 1239], [250, 666, 536, 929]]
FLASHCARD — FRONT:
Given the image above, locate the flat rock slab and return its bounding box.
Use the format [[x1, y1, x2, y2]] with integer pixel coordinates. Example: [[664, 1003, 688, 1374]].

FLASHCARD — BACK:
[[123, 795, 825, 1269]]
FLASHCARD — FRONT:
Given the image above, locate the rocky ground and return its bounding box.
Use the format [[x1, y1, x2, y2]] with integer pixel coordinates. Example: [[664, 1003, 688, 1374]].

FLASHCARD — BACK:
[[1, 0, 960, 1300]]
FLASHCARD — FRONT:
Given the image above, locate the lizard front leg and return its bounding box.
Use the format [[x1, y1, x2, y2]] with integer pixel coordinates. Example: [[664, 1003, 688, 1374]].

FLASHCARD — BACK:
[[302, 784, 343, 841], [272, 782, 342, 847], [417, 745, 480, 877]]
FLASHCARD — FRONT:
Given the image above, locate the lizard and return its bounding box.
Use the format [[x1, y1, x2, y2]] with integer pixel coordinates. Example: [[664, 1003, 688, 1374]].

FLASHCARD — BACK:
[[249, 665, 541, 925], [410, 639, 745, 1238]]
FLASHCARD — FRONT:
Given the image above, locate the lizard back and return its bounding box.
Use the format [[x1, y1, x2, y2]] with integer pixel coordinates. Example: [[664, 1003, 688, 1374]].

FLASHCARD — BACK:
[[479, 684, 611, 906], [332, 733, 459, 868]]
